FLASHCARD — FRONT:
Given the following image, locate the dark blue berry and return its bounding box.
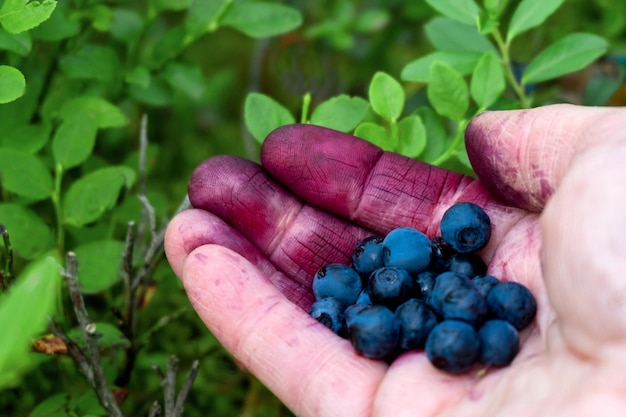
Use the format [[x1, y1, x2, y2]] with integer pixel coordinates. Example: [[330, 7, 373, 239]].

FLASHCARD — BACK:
[[352, 236, 385, 278], [312, 263, 362, 308], [425, 320, 481, 374], [355, 288, 374, 306], [368, 267, 418, 309], [472, 275, 500, 298], [382, 227, 432, 274], [429, 236, 456, 272], [445, 252, 487, 277], [486, 281, 537, 330], [395, 299, 438, 350], [440, 202, 492, 253], [310, 297, 345, 334], [415, 270, 437, 298], [347, 305, 400, 358], [426, 271, 488, 327], [478, 319, 520, 367]]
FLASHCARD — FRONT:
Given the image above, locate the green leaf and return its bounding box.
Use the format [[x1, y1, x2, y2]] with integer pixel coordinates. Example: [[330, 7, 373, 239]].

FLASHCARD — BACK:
[[110, 8, 143, 44], [0, 122, 50, 153], [416, 106, 449, 164], [68, 321, 130, 349], [522, 33, 609, 84], [0, 149, 53, 200], [244, 93, 295, 143], [0, 255, 61, 390], [368, 72, 404, 122], [477, 10, 498, 35], [0, 0, 57, 34], [59, 44, 121, 82], [73, 240, 125, 293], [184, 0, 228, 37], [354, 122, 392, 151], [129, 76, 173, 107], [58, 96, 127, 129], [63, 166, 136, 227], [163, 62, 206, 100], [309, 95, 369, 132], [221, 1, 302, 38], [401, 51, 482, 83], [424, 17, 496, 53], [52, 112, 99, 170], [125, 66, 151, 88], [88, 4, 112, 32], [0, 203, 55, 259], [470, 51, 505, 110], [397, 115, 427, 158], [0, 26, 31, 55], [427, 61, 469, 121], [0, 65, 25, 104], [30, 393, 69, 417], [30, 2, 79, 41], [425, 0, 480, 26], [353, 9, 390, 32], [151, 0, 192, 12], [506, 0, 565, 43]]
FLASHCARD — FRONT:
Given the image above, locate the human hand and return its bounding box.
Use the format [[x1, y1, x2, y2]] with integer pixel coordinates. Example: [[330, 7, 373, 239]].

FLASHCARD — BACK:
[[164, 104, 626, 417]]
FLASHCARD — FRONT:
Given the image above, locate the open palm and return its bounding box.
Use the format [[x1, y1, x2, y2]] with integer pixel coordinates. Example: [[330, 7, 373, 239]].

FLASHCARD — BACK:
[[165, 104, 626, 417]]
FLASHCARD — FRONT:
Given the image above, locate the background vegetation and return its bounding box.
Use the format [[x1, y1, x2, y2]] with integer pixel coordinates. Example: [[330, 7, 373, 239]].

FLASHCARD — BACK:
[[0, 0, 624, 415]]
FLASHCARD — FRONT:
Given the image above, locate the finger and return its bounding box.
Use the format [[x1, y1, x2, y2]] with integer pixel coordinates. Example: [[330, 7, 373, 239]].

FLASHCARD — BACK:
[[260, 124, 527, 259], [465, 103, 626, 212], [188, 155, 372, 286], [183, 244, 387, 417], [541, 138, 626, 360]]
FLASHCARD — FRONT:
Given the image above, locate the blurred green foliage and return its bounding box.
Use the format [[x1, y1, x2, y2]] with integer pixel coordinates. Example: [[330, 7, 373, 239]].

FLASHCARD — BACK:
[[0, 0, 624, 415]]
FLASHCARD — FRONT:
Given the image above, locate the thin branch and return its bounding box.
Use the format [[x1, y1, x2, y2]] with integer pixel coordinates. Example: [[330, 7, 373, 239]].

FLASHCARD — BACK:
[[63, 252, 124, 417], [173, 360, 200, 417], [164, 356, 179, 416], [148, 401, 162, 417], [48, 319, 93, 382]]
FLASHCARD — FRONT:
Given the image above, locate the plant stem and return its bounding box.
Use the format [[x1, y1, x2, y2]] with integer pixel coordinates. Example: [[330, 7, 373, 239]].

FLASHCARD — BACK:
[[432, 119, 469, 167], [300, 92, 312, 123], [491, 29, 531, 108]]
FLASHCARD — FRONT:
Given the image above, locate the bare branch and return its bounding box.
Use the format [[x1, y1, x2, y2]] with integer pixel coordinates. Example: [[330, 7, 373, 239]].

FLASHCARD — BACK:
[[173, 360, 200, 417], [148, 401, 162, 417]]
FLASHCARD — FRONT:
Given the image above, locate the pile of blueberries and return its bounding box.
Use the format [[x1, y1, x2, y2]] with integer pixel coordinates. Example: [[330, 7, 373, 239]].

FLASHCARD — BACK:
[[309, 202, 537, 374]]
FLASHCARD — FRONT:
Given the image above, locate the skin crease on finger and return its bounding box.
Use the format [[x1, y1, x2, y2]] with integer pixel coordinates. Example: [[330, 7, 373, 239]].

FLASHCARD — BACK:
[[164, 104, 626, 417]]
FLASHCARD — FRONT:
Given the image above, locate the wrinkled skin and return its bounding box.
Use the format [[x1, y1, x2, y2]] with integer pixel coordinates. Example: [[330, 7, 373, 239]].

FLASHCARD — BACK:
[[165, 104, 626, 417]]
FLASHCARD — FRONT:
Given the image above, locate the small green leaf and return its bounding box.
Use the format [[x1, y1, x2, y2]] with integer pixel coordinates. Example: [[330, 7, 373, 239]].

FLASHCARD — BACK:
[[354, 122, 392, 151], [397, 115, 427, 158], [427, 61, 469, 121], [0, 149, 53, 200], [1, 122, 50, 153], [73, 240, 125, 293], [63, 166, 136, 227], [59, 44, 121, 82], [30, 2, 79, 41], [30, 393, 69, 417], [0, 203, 55, 259], [416, 106, 450, 164], [125, 66, 151, 88], [368, 72, 404, 122], [424, 17, 496, 53], [477, 10, 498, 35], [0, 0, 57, 34], [52, 113, 99, 170], [0, 255, 61, 390], [129, 76, 173, 107], [163, 62, 206, 100], [401, 51, 482, 83], [68, 321, 130, 349], [221, 1, 302, 38], [310, 95, 369, 132], [506, 0, 565, 43], [522, 33, 609, 84], [184, 0, 228, 37], [0, 65, 25, 104], [58, 96, 127, 129], [353, 9, 390, 32], [110, 8, 143, 44], [425, 0, 480, 26], [0, 26, 31, 55], [471, 51, 505, 110], [244, 93, 295, 143], [88, 4, 112, 32]]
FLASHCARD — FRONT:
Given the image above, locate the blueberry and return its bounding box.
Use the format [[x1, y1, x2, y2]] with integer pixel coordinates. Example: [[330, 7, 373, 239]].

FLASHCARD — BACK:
[[445, 253, 487, 277], [382, 227, 432, 274], [486, 281, 537, 330], [352, 236, 385, 278], [425, 320, 481, 374], [310, 297, 345, 334], [368, 267, 418, 309], [395, 299, 438, 350], [472, 275, 500, 298], [355, 288, 374, 306], [426, 272, 488, 327], [312, 263, 362, 308], [440, 202, 492, 253], [415, 270, 437, 298], [428, 236, 456, 272], [347, 305, 400, 358], [478, 319, 520, 367]]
